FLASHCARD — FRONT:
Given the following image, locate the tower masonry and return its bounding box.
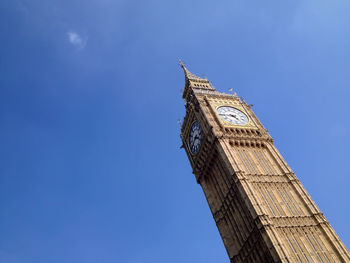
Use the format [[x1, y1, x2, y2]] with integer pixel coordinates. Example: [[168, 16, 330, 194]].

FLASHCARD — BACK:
[[179, 62, 350, 263]]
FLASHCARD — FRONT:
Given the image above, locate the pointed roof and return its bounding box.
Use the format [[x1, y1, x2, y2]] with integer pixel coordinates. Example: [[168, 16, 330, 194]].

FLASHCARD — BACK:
[[179, 60, 208, 83], [179, 60, 216, 100]]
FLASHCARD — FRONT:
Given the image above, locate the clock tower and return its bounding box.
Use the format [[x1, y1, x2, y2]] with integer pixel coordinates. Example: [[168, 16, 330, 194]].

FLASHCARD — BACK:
[[179, 62, 350, 263]]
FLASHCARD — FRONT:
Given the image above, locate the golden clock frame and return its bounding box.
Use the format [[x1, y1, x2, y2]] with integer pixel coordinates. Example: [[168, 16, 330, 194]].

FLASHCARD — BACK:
[[206, 97, 258, 129]]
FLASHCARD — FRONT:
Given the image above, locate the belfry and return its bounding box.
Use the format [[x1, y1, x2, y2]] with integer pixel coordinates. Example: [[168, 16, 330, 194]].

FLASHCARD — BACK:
[[179, 62, 350, 262]]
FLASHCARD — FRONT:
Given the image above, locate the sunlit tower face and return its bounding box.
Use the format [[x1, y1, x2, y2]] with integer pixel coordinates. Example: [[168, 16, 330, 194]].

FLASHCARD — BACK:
[[179, 62, 350, 263]]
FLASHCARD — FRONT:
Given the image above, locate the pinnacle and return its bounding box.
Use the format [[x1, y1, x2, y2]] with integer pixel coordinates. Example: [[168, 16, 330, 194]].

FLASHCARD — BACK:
[[179, 60, 207, 82]]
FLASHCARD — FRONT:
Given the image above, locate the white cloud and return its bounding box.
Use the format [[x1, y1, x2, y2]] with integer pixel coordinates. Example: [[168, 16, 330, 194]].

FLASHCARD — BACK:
[[67, 31, 87, 50]]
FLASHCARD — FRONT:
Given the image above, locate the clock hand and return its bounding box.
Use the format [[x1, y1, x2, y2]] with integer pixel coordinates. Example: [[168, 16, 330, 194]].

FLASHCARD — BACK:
[[219, 112, 238, 119], [228, 113, 239, 120]]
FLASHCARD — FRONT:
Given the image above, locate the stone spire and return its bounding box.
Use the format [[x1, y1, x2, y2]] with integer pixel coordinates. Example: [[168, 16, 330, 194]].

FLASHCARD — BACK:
[[179, 60, 208, 82], [179, 60, 216, 100]]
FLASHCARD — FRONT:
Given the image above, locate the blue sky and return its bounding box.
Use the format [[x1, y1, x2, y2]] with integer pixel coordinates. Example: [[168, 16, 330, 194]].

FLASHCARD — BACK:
[[1, 0, 350, 262]]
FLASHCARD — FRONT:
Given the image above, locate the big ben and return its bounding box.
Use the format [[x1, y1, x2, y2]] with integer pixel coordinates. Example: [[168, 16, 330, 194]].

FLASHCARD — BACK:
[[179, 62, 350, 263]]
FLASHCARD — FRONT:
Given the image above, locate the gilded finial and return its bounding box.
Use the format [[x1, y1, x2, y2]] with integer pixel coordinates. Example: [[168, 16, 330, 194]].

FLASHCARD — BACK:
[[179, 59, 185, 68]]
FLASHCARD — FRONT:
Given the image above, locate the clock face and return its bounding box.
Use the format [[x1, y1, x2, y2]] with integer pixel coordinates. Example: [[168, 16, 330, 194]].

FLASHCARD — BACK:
[[217, 106, 249, 126], [189, 121, 202, 155]]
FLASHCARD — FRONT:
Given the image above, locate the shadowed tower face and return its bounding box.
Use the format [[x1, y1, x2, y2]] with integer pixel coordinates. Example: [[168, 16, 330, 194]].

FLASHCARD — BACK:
[[179, 63, 350, 263]]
